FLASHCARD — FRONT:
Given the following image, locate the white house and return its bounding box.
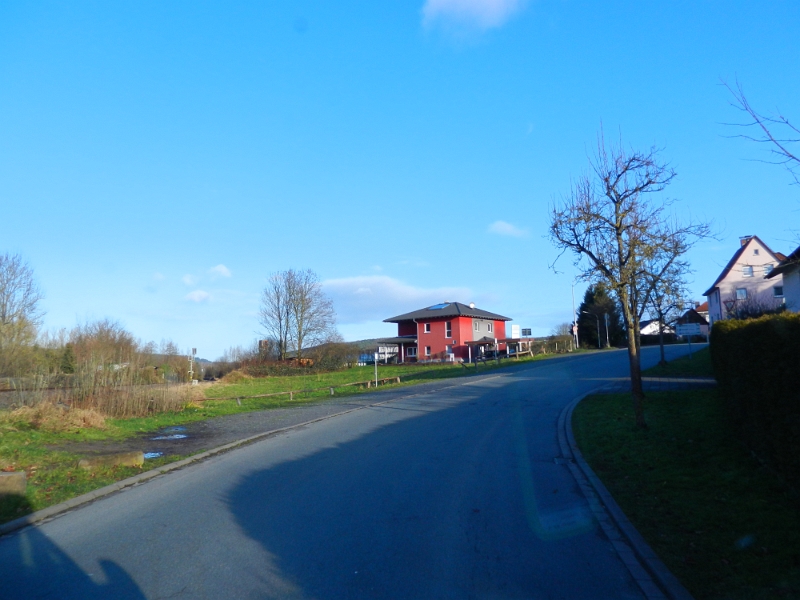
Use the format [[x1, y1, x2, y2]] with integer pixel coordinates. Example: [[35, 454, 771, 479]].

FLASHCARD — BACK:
[[703, 235, 787, 325], [767, 244, 800, 313]]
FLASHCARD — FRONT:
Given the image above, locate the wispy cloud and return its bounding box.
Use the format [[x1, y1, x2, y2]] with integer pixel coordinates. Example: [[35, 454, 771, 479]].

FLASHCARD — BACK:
[[208, 264, 232, 279], [182, 274, 198, 286], [488, 220, 528, 237], [152, 272, 166, 281], [185, 290, 210, 303], [422, 0, 526, 30], [323, 275, 476, 324]]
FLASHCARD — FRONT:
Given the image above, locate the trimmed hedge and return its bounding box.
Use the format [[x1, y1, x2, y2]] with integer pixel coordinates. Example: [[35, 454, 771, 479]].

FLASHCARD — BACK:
[[710, 313, 800, 486]]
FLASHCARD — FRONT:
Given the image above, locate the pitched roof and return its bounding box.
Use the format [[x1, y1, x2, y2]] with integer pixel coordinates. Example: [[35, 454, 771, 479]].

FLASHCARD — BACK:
[[703, 236, 785, 296], [384, 302, 511, 323], [767, 244, 800, 279]]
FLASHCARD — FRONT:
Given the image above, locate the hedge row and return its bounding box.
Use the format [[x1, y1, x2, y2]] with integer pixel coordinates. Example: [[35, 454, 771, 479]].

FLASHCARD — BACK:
[[710, 313, 800, 486]]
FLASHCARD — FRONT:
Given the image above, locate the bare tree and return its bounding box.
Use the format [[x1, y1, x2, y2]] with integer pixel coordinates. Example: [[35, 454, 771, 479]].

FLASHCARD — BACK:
[[550, 322, 573, 337], [0, 253, 44, 375], [259, 269, 337, 361], [724, 80, 800, 186], [549, 131, 711, 428], [646, 263, 688, 367]]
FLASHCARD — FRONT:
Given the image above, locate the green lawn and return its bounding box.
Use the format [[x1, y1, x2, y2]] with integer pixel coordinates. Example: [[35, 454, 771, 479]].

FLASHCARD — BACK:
[[643, 345, 713, 378], [573, 389, 800, 599]]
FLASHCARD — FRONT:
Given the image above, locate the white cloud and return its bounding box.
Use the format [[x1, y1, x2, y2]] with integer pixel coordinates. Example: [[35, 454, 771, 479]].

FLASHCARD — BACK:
[[488, 220, 528, 238], [152, 272, 166, 281], [422, 0, 526, 30], [323, 275, 475, 324], [182, 274, 198, 286], [208, 264, 232, 278], [185, 290, 210, 303]]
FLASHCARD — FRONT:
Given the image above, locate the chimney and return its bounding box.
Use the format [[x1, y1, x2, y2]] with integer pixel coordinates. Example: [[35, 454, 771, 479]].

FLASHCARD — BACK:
[[739, 235, 753, 247]]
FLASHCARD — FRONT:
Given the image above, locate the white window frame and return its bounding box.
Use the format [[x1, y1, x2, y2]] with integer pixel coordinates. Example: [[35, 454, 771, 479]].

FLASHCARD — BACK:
[[487, 322, 493, 333], [445, 321, 452, 338], [407, 347, 417, 357], [445, 344, 453, 354], [765, 264, 774, 275], [424, 346, 431, 356], [736, 288, 747, 300], [424, 323, 431, 333], [474, 321, 479, 331], [742, 265, 754, 278]]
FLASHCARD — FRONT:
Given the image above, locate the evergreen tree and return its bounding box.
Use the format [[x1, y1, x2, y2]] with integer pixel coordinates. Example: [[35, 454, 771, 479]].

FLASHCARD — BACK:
[[576, 284, 624, 348], [60, 343, 76, 374]]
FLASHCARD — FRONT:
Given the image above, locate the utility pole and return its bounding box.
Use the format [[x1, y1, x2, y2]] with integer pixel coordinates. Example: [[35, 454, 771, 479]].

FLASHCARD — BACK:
[[582, 311, 601, 349], [571, 282, 579, 349], [604, 313, 610, 348]]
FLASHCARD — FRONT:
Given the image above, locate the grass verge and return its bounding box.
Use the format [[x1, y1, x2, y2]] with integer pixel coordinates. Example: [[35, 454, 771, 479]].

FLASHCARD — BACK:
[[642, 345, 713, 378], [573, 389, 800, 599]]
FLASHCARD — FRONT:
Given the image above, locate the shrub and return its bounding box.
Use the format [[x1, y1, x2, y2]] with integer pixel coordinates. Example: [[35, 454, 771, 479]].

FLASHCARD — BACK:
[[710, 313, 800, 486]]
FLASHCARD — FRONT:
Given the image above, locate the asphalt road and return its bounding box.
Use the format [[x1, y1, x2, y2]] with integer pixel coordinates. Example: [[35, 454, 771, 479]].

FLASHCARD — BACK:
[[1, 345, 700, 599]]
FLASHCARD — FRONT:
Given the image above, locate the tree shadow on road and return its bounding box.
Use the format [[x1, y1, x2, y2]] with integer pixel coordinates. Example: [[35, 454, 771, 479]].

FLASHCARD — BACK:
[[0, 497, 145, 600]]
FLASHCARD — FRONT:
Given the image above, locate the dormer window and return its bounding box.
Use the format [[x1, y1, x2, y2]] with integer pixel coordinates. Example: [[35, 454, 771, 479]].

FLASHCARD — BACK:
[[742, 266, 754, 278]]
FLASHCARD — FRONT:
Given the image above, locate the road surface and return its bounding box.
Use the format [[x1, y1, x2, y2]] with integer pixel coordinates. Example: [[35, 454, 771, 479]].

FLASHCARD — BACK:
[[1, 345, 700, 599]]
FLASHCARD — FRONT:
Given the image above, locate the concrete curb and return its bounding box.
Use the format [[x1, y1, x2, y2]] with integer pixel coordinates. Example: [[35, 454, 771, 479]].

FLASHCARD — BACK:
[[0, 372, 499, 539], [558, 392, 695, 600]]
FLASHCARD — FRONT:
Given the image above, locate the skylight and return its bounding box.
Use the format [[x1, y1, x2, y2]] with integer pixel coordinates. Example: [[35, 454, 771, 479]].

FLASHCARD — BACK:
[[428, 303, 450, 310]]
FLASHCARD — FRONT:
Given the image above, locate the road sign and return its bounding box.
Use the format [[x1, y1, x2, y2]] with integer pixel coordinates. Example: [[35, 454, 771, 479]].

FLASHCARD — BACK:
[[676, 323, 702, 336], [521, 328, 532, 336]]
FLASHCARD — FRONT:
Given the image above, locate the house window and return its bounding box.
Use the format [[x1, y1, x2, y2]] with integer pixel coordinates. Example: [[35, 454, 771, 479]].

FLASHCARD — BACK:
[[445, 345, 453, 354], [474, 322, 480, 331], [424, 346, 431, 356], [736, 288, 747, 300], [754, 249, 760, 256], [487, 322, 493, 332], [445, 321, 452, 338], [407, 347, 417, 357], [424, 323, 431, 333], [774, 286, 784, 298], [742, 266, 754, 277], [765, 264, 774, 275]]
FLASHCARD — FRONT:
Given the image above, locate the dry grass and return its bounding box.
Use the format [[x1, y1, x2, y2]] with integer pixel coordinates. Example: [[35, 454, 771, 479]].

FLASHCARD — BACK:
[[1, 403, 106, 432], [220, 369, 253, 384]]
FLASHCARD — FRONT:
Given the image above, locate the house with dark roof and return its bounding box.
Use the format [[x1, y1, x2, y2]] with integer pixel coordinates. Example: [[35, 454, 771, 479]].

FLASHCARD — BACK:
[[383, 302, 511, 363], [703, 235, 787, 324], [766, 244, 800, 313]]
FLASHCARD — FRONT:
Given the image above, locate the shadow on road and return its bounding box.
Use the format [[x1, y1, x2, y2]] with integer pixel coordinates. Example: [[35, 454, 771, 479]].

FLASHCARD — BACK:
[[0, 497, 145, 600]]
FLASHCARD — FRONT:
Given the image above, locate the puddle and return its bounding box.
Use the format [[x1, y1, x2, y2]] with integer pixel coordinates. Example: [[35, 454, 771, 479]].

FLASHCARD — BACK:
[[151, 434, 188, 440], [160, 426, 187, 433], [144, 452, 164, 460]]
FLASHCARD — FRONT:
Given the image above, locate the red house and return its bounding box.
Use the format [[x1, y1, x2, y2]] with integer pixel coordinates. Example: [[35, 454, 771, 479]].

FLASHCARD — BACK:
[[383, 302, 511, 363]]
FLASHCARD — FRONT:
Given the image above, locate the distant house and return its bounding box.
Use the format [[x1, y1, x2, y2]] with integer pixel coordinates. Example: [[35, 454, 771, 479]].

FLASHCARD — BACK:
[[766, 244, 800, 313], [703, 235, 787, 325], [383, 302, 511, 363], [639, 319, 674, 336]]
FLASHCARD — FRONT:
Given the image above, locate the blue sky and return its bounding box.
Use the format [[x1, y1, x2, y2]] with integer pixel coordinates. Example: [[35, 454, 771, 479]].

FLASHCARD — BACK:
[[1, 1, 799, 359]]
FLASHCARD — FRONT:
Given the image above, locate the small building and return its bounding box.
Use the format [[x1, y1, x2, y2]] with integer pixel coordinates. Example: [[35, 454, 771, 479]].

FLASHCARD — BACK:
[[383, 302, 511, 363], [766, 244, 800, 313], [703, 235, 786, 325]]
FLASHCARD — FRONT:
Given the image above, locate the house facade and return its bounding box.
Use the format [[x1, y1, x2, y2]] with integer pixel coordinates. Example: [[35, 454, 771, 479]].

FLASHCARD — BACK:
[[703, 236, 786, 325], [383, 302, 510, 362], [767, 244, 800, 313]]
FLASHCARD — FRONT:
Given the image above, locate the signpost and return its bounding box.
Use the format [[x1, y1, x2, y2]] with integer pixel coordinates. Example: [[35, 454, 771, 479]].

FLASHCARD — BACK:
[[676, 323, 702, 358], [521, 328, 532, 337]]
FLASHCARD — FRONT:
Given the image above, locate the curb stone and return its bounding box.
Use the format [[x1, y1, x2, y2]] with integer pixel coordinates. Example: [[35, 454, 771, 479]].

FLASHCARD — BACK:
[[558, 391, 695, 600]]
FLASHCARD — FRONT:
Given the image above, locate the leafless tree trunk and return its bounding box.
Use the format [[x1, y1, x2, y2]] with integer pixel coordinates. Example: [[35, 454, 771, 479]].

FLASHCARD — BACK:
[[260, 272, 293, 361], [549, 130, 711, 428]]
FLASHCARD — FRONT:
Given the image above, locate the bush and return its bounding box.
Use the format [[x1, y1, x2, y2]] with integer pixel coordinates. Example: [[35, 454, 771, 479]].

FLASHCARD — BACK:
[[710, 313, 800, 486]]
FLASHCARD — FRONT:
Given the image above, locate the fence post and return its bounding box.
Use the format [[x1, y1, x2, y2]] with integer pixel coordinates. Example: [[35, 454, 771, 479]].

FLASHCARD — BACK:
[[290, 391, 293, 401], [330, 387, 334, 396]]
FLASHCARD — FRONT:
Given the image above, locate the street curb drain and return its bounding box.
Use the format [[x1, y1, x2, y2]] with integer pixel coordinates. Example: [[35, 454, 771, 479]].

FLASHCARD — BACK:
[[558, 392, 695, 600]]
